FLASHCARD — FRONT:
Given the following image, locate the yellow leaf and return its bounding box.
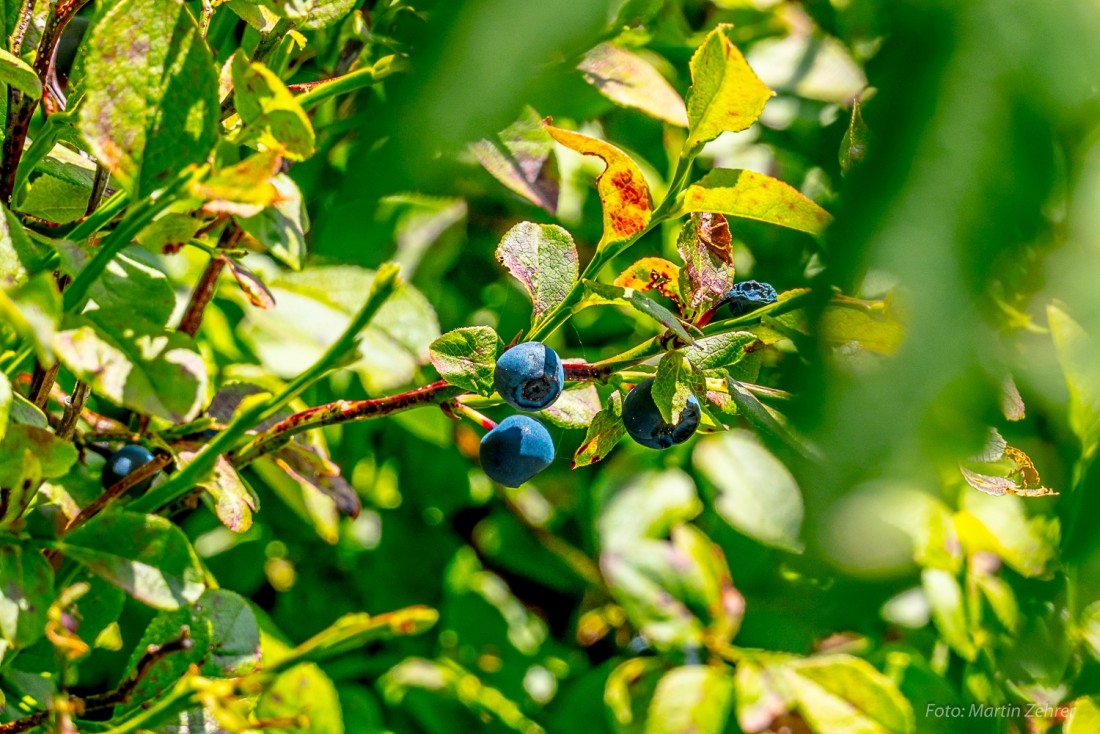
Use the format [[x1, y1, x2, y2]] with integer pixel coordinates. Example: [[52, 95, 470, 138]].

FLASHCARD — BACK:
[[613, 257, 682, 305], [543, 122, 652, 249], [686, 24, 774, 148], [677, 168, 832, 236]]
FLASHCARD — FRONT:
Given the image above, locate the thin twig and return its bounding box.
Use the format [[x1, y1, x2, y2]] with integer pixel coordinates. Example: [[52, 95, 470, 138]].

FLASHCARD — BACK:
[[8, 0, 38, 55], [0, 0, 92, 204], [55, 380, 91, 439], [178, 258, 226, 337], [30, 361, 60, 409]]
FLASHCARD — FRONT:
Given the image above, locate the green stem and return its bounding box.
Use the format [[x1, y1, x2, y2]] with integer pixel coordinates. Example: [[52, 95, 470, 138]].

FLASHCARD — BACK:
[[130, 264, 402, 513], [65, 189, 129, 241], [295, 55, 409, 111]]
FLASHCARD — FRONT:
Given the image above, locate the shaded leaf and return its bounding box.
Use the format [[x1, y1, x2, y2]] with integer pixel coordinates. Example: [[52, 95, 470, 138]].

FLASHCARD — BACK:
[[578, 43, 688, 127], [839, 97, 871, 174], [430, 326, 503, 396], [677, 169, 832, 236], [682, 332, 759, 371], [273, 440, 361, 518], [235, 173, 309, 270], [495, 222, 578, 326], [470, 107, 559, 214], [544, 123, 652, 249], [686, 24, 774, 149], [79, 0, 218, 195], [921, 568, 976, 661], [57, 512, 206, 610]]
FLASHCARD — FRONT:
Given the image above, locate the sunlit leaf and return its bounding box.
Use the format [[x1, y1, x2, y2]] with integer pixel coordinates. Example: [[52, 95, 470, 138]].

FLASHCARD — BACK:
[[430, 326, 503, 396], [574, 391, 626, 468], [685, 24, 774, 149], [496, 222, 578, 326], [544, 123, 652, 249], [676, 212, 734, 311], [578, 43, 688, 127], [677, 169, 831, 236], [471, 107, 559, 214]]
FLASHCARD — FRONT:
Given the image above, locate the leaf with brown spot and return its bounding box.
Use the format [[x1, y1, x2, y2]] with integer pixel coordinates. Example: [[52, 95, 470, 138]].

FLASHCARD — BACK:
[[231, 52, 315, 161], [178, 442, 258, 532], [578, 43, 688, 127], [79, 0, 219, 196], [960, 434, 1057, 498], [614, 257, 683, 306], [677, 169, 832, 236], [677, 212, 735, 310], [686, 24, 774, 149], [573, 392, 626, 468], [222, 257, 276, 310], [543, 123, 652, 250], [193, 150, 283, 217], [470, 107, 559, 214], [274, 441, 361, 518]]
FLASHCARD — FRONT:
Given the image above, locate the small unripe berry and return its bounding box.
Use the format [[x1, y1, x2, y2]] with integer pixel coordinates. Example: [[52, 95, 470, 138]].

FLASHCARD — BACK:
[[102, 444, 157, 491], [724, 280, 777, 318], [493, 342, 564, 411], [479, 415, 555, 487], [622, 378, 700, 449]]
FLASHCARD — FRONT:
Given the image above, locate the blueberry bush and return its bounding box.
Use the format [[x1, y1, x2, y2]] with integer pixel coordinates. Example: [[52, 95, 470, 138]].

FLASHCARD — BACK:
[[0, 0, 1098, 732]]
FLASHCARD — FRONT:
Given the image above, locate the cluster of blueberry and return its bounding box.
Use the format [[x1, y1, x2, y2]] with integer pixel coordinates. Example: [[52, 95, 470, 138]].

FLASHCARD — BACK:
[[479, 279, 777, 486]]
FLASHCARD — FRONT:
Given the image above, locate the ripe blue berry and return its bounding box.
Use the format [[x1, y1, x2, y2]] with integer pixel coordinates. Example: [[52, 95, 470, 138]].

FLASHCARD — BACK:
[[479, 415, 555, 487], [622, 378, 701, 449], [102, 444, 157, 491], [724, 280, 778, 318], [494, 342, 564, 411]]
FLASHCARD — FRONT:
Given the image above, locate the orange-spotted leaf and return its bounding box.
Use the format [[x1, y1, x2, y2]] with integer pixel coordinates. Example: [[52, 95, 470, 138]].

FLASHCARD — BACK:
[[686, 24, 774, 149], [543, 123, 652, 249], [614, 257, 683, 306], [677, 169, 832, 236]]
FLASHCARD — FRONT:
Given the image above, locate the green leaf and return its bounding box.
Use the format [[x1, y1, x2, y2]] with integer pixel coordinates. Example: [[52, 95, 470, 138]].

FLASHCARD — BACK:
[[669, 524, 744, 644], [118, 589, 261, 713], [496, 222, 579, 326], [573, 391, 626, 468], [178, 445, 257, 532], [646, 666, 735, 734], [429, 326, 503, 396], [0, 201, 50, 288], [682, 332, 758, 371], [539, 383, 601, 429], [955, 491, 1059, 578], [54, 313, 208, 424], [578, 43, 688, 127], [0, 48, 41, 99], [9, 393, 46, 429], [0, 424, 78, 486], [301, 0, 357, 29], [840, 97, 871, 174], [597, 469, 702, 551], [652, 350, 704, 424], [581, 280, 696, 344], [470, 106, 559, 214], [785, 654, 915, 734], [257, 661, 345, 734], [921, 568, 976, 661], [725, 376, 815, 459], [677, 169, 832, 236], [0, 544, 53, 649], [232, 52, 316, 161], [0, 272, 61, 364], [544, 123, 652, 250], [0, 373, 9, 443], [694, 429, 804, 552], [685, 24, 774, 149], [676, 212, 735, 311], [235, 172, 310, 270], [1066, 697, 1100, 733], [1049, 304, 1100, 461], [600, 540, 705, 651], [56, 511, 206, 610], [79, 0, 218, 195]]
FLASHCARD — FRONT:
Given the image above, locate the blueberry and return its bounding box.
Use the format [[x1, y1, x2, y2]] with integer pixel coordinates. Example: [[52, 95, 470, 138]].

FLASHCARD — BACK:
[[724, 280, 778, 318], [622, 378, 701, 449], [479, 415, 555, 487], [102, 444, 157, 491], [494, 342, 564, 411]]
